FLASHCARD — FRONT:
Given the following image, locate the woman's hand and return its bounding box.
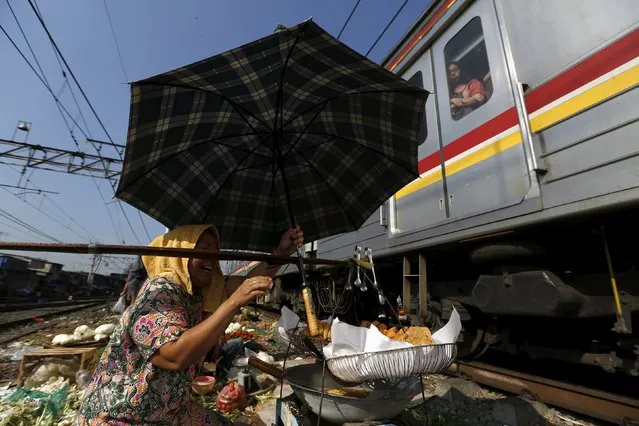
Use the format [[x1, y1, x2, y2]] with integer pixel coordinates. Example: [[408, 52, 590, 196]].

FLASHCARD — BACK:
[[228, 276, 273, 307], [273, 226, 304, 257]]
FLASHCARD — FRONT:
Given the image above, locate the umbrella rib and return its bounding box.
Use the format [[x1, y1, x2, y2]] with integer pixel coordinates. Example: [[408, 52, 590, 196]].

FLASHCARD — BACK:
[[285, 130, 418, 177], [269, 158, 277, 248], [283, 140, 360, 230], [233, 158, 305, 174], [274, 22, 305, 133], [282, 100, 329, 158], [199, 139, 276, 223], [135, 81, 273, 133], [228, 38, 280, 128], [115, 132, 274, 195], [284, 135, 336, 158], [282, 87, 427, 129]]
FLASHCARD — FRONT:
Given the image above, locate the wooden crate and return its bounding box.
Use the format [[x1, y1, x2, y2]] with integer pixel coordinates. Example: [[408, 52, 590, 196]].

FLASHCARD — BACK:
[[17, 347, 98, 386]]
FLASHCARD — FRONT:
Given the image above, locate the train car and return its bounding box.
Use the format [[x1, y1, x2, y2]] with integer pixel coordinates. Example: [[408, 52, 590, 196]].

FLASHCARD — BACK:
[[315, 0, 639, 375]]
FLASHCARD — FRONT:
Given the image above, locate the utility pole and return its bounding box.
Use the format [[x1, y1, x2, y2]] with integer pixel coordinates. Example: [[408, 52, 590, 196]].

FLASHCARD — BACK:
[[87, 253, 102, 285]]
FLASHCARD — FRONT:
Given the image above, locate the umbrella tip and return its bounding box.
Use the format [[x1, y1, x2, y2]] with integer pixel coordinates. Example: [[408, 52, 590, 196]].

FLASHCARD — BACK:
[[274, 23, 287, 32]]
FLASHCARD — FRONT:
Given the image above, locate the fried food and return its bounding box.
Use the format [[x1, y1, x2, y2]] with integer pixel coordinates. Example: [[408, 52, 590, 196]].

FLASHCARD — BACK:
[[392, 329, 408, 342], [302, 321, 332, 341], [326, 388, 370, 398], [405, 326, 434, 345], [357, 321, 434, 346], [370, 322, 387, 332]]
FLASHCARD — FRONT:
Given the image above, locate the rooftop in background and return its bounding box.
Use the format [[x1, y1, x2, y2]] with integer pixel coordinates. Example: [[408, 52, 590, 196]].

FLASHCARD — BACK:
[[0, 252, 63, 267]]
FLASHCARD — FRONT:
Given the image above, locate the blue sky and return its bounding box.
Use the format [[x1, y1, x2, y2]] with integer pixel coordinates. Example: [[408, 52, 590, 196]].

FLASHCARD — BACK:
[[0, 0, 430, 274]]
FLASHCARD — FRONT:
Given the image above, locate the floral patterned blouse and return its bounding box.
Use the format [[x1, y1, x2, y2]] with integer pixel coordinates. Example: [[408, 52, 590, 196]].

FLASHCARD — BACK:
[[76, 276, 229, 425]]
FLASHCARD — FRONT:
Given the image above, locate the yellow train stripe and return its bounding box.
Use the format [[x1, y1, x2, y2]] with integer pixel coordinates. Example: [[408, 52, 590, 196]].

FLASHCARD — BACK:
[[530, 63, 639, 132], [396, 131, 522, 199]]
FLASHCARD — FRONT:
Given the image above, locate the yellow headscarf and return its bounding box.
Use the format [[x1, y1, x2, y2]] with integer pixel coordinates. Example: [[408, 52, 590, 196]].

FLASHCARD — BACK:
[[141, 224, 227, 313]]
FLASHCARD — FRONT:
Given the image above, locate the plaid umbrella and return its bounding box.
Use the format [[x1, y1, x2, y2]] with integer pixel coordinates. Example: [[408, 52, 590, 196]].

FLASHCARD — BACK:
[[115, 19, 429, 253]]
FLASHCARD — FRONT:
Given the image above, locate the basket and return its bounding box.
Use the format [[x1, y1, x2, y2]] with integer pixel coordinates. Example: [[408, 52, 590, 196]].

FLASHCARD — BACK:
[[285, 327, 330, 354], [325, 343, 457, 384]]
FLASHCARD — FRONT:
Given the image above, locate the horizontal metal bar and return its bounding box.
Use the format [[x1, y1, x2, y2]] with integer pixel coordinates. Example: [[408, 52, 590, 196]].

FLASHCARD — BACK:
[[0, 241, 346, 266]]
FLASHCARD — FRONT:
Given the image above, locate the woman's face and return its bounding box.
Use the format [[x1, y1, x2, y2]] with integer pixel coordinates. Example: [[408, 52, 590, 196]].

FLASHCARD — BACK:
[[188, 230, 220, 289], [448, 63, 460, 83]]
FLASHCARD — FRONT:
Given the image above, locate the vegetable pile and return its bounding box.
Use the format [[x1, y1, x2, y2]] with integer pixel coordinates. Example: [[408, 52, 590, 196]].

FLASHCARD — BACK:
[[222, 330, 258, 343], [51, 323, 116, 346], [0, 377, 82, 426]]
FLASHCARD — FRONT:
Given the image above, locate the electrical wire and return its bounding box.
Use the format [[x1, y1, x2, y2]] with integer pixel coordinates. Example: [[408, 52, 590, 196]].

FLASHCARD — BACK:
[[26, 0, 116, 148], [0, 23, 89, 140], [337, 0, 362, 40], [365, 0, 409, 57], [4, 164, 100, 242], [0, 19, 127, 245], [0, 207, 63, 243], [0, 186, 92, 242], [0, 218, 49, 242], [6, 6, 141, 245], [98, 1, 151, 242], [27, 0, 146, 244], [102, 0, 128, 81]]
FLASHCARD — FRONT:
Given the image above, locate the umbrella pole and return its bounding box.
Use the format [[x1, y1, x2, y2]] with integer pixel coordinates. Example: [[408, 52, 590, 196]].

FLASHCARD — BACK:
[[278, 149, 321, 337]]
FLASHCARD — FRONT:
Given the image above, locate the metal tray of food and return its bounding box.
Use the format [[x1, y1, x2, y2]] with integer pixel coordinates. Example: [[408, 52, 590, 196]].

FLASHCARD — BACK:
[[325, 343, 457, 384]]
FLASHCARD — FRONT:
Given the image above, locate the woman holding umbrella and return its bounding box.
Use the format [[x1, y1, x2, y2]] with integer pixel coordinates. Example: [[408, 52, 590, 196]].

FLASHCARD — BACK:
[[76, 224, 303, 425]]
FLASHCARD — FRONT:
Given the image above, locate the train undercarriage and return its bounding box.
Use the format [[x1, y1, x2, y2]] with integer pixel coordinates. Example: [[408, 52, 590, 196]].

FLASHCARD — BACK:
[[264, 206, 639, 377]]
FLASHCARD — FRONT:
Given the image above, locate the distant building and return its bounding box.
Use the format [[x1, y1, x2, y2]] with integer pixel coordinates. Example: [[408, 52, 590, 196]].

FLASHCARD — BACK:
[[0, 253, 126, 300]]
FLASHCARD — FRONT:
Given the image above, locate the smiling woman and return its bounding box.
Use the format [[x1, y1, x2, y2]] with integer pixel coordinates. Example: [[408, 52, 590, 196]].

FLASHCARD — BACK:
[[75, 224, 303, 425]]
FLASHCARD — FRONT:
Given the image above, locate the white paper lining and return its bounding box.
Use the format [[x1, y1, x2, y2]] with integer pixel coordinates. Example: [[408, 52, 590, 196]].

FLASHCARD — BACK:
[[323, 306, 462, 358]]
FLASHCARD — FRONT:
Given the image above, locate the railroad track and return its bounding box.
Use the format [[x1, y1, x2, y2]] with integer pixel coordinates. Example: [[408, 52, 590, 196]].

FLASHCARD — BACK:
[[0, 297, 116, 312], [0, 300, 116, 345], [449, 361, 639, 424]]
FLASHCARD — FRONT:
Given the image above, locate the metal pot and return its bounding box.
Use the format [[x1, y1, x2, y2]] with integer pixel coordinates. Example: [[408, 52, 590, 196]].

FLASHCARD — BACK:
[[248, 357, 421, 424]]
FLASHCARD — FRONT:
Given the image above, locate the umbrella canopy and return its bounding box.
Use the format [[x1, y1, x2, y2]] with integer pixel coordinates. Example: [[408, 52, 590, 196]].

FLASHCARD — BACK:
[[116, 19, 429, 253]]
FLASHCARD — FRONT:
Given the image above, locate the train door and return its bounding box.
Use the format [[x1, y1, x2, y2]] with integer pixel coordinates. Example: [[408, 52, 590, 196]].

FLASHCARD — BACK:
[[391, 52, 448, 233], [431, 1, 531, 220]]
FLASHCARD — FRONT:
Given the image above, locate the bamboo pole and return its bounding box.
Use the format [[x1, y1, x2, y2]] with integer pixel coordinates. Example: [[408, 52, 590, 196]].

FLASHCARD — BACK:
[[0, 241, 345, 266]]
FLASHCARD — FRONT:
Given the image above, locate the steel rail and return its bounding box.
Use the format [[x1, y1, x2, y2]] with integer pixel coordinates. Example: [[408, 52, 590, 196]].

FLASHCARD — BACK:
[[449, 361, 639, 424]]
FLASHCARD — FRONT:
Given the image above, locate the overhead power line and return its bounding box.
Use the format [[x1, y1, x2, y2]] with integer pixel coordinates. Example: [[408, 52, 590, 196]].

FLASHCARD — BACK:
[[0, 23, 89, 140], [18, 2, 146, 244], [3, 164, 101, 242], [337, 0, 362, 40], [0, 207, 63, 243], [26, 0, 116, 148], [0, 186, 92, 242], [0, 218, 48, 242], [27, 1, 150, 243], [365, 0, 409, 57], [0, 19, 127, 244], [102, 0, 128, 81]]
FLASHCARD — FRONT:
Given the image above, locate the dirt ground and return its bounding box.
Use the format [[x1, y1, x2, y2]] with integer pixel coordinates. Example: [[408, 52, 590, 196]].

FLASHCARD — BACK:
[[0, 305, 608, 425]]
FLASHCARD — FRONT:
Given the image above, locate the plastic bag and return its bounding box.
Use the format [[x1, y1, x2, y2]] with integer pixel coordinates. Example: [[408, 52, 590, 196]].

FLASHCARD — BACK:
[[75, 370, 92, 389], [112, 296, 126, 313], [216, 382, 247, 413], [24, 359, 79, 389], [3, 381, 69, 418], [0, 346, 43, 362]]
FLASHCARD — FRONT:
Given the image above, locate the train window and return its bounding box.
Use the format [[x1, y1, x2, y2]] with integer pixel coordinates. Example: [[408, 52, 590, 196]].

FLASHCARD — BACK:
[[407, 70, 428, 145], [444, 17, 492, 121]]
